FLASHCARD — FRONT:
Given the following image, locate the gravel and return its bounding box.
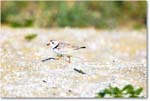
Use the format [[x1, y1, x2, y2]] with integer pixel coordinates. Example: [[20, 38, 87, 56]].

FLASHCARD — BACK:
[[0, 27, 147, 98]]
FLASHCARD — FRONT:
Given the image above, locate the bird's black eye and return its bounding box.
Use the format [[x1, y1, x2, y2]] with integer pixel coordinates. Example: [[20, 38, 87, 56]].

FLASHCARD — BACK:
[[52, 42, 54, 44]]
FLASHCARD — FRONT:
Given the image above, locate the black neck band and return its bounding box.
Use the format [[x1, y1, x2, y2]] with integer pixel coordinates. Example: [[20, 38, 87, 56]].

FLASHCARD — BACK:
[[53, 42, 59, 49]]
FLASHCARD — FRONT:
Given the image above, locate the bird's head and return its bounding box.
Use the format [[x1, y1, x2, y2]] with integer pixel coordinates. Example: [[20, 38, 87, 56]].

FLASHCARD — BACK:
[[46, 39, 59, 48]]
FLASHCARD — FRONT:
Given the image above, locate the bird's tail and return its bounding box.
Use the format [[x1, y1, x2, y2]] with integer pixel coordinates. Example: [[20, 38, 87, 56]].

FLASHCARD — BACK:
[[75, 46, 86, 50], [80, 46, 86, 48]]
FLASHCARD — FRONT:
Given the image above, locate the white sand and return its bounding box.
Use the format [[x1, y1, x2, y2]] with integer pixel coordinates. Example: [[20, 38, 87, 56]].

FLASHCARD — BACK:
[[0, 27, 147, 98]]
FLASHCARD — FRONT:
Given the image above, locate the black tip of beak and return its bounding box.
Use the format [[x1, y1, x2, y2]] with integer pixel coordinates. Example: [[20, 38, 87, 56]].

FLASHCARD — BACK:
[[46, 43, 50, 46]]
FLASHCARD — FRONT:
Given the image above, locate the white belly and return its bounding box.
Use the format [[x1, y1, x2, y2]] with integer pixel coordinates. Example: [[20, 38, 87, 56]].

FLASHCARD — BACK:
[[53, 49, 73, 56]]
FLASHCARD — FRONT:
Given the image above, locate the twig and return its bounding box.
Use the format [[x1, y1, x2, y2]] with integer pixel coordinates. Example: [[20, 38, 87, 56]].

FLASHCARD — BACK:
[[73, 68, 86, 74]]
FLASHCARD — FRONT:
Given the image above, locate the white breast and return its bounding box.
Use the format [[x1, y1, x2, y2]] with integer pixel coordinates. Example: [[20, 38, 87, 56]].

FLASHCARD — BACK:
[[53, 48, 74, 56]]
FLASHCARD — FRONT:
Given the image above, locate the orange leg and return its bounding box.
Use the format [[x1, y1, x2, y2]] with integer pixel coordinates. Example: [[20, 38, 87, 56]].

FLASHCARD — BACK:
[[67, 56, 71, 63], [56, 55, 62, 60]]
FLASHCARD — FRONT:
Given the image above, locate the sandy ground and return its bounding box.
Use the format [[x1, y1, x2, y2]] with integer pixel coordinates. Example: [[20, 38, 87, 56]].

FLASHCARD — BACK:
[[0, 27, 147, 98]]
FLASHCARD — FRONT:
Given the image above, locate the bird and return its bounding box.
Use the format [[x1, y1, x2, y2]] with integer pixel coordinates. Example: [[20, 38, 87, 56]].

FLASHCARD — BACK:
[[46, 39, 86, 63]]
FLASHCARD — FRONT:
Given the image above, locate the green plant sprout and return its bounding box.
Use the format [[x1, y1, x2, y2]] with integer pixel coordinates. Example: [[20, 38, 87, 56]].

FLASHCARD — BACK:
[[96, 84, 143, 98], [25, 33, 37, 41]]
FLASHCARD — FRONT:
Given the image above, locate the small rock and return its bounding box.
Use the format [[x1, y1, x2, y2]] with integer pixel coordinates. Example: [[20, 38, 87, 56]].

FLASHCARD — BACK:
[[42, 80, 47, 83], [68, 90, 72, 92]]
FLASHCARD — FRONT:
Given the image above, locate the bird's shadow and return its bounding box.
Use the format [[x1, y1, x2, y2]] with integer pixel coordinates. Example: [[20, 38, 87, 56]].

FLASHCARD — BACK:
[[41, 57, 56, 62]]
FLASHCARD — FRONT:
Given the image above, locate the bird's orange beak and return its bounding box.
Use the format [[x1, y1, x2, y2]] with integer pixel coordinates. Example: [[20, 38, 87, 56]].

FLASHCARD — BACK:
[[46, 43, 50, 46]]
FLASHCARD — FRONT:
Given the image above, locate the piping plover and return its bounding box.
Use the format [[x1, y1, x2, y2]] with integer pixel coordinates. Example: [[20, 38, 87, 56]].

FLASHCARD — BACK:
[[46, 40, 86, 63]]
